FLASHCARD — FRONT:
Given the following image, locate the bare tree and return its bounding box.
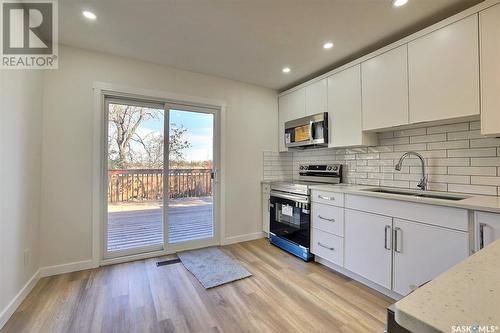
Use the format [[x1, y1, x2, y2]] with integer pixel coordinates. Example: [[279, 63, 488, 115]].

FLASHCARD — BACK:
[[108, 104, 191, 169]]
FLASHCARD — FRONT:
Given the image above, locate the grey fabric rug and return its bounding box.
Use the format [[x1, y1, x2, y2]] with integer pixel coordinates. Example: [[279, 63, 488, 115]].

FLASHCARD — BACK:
[[177, 247, 252, 289]]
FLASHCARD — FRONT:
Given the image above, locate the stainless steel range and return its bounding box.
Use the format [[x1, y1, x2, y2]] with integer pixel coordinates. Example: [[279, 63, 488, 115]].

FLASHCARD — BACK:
[[269, 164, 343, 261]]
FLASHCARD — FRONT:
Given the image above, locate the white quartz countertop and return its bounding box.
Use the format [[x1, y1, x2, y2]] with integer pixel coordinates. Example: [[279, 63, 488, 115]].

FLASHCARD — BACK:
[[308, 183, 500, 214], [394, 239, 500, 333]]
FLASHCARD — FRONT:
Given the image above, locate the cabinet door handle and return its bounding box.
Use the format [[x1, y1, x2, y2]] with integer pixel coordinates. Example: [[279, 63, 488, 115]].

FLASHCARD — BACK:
[[268, 199, 270, 212], [394, 227, 402, 253], [384, 225, 391, 250], [318, 215, 335, 222], [479, 223, 493, 249], [318, 195, 335, 201], [317, 242, 334, 251]]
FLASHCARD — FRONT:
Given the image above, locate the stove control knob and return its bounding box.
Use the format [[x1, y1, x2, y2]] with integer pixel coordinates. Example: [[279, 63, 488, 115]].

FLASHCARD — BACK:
[[304, 166, 308, 170], [327, 166, 332, 171], [299, 166, 304, 170]]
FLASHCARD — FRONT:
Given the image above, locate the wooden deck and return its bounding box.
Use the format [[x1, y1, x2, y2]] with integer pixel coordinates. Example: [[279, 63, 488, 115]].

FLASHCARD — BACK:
[[108, 201, 213, 251]]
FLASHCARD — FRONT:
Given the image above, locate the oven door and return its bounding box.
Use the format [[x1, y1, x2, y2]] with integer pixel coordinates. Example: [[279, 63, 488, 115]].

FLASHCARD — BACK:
[[269, 191, 311, 248]]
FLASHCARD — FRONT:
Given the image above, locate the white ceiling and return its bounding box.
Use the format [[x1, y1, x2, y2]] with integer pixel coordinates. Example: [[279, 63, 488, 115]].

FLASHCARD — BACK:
[[59, 0, 483, 90]]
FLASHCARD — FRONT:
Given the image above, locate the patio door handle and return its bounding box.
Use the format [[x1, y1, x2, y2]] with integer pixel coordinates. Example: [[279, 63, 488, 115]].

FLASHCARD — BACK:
[[211, 169, 218, 182]]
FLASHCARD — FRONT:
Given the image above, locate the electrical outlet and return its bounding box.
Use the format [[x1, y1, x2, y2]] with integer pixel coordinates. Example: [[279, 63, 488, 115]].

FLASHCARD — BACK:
[[24, 248, 30, 266]]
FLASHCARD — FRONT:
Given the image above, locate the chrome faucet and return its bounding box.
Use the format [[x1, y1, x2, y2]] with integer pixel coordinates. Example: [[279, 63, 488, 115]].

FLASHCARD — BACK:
[[395, 151, 428, 191]]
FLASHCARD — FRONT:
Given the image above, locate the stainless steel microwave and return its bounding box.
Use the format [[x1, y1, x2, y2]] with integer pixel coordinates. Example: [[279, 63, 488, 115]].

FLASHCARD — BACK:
[[285, 112, 328, 149]]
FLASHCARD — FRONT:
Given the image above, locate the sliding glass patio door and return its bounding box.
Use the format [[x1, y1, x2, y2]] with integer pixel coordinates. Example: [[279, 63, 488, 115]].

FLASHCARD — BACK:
[[103, 97, 219, 259], [104, 99, 166, 258], [165, 104, 219, 251]]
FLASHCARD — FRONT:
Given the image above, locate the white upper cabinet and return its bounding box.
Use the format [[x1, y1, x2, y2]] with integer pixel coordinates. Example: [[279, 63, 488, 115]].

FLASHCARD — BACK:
[[408, 15, 480, 123], [285, 88, 306, 120], [362, 45, 409, 130], [278, 95, 288, 152], [305, 78, 327, 116], [328, 65, 377, 148], [278, 88, 306, 152], [479, 4, 500, 136]]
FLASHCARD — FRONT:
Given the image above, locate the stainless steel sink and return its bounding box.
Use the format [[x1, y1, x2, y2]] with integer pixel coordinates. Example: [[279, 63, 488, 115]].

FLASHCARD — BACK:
[[361, 188, 468, 201]]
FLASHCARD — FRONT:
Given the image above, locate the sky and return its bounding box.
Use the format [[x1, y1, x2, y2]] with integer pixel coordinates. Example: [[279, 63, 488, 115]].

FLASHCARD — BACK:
[[140, 109, 213, 162]]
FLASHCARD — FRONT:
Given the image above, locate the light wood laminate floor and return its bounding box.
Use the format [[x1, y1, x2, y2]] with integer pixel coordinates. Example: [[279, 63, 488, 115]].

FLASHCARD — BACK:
[[1, 239, 393, 333]]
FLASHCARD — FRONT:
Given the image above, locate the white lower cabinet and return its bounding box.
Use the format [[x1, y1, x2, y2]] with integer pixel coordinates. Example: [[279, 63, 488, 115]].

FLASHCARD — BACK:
[[344, 209, 392, 290], [392, 218, 468, 296], [311, 228, 344, 267], [312, 203, 344, 236], [474, 211, 500, 251], [312, 191, 471, 298]]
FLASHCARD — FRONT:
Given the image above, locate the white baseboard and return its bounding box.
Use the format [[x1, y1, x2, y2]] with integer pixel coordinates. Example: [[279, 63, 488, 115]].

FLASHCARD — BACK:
[[0, 269, 40, 330], [222, 231, 266, 245], [39, 259, 95, 278]]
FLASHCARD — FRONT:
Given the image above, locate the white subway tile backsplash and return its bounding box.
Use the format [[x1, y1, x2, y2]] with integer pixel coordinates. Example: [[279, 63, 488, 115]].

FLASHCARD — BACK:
[[345, 147, 368, 154], [471, 176, 500, 186], [426, 122, 469, 134], [368, 173, 394, 180], [471, 157, 500, 167], [448, 184, 498, 196], [378, 131, 394, 139], [447, 148, 497, 158], [393, 143, 427, 152], [356, 165, 380, 173], [382, 166, 408, 173], [415, 150, 447, 158], [410, 166, 447, 175], [447, 130, 482, 141], [427, 158, 470, 166], [410, 133, 446, 144], [380, 137, 410, 145], [368, 159, 395, 166], [394, 173, 423, 181], [448, 167, 497, 176], [368, 146, 394, 153], [380, 180, 410, 188], [428, 174, 470, 184], [356, 153, 380, 160], [394, 128, 427, 137], [264, 121, 500, 196], [424, 182, 448, 192], [427, 140, 469, 150], [356, 178, 380, 186], [470, 121, 481, 131], [470, 138, 500, 148]]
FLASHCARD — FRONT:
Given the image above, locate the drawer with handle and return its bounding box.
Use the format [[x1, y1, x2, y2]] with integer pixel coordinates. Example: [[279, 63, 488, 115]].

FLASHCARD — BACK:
[[311, 190, 344, 207], [311, 228, 344, 267], [312, 203, 344, 236]]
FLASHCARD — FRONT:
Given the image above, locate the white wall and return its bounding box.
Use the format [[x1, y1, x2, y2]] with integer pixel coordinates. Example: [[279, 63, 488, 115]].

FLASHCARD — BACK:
[[40, 46, 278, 267], [0, 69, 43, 324]]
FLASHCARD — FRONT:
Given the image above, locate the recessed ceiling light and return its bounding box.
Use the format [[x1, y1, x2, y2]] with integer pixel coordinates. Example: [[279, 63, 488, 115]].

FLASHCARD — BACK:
[[82, 10, 97, 20], [323, 42, 334, 49], [282, 67, 291, 73], [393, 0, 408, 7]]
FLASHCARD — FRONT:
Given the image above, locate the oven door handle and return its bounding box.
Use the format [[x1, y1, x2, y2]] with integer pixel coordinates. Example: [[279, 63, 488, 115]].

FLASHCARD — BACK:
[[270, 191, 310, 204]]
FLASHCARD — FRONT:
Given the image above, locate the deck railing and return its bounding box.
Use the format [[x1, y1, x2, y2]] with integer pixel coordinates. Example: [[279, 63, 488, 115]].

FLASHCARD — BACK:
[[108, 168, 212, 202]]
